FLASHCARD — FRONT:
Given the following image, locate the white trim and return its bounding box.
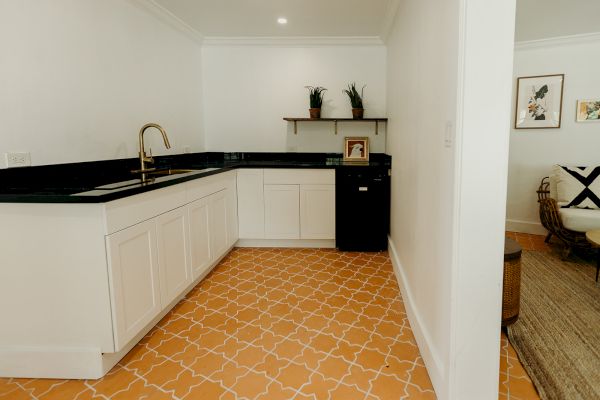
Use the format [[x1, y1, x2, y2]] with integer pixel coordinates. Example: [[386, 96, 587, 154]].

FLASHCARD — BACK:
[[505, 219, 547, 235], [0, 346, 104, 379], [387, 237, 443, 397], [379, 0, 401, 43], [202, 36, 384, 47], [448, 0, 468, 397], [515, 32, 600, 51], [235, 239, 335, 248], [129, 0, 204, 44]]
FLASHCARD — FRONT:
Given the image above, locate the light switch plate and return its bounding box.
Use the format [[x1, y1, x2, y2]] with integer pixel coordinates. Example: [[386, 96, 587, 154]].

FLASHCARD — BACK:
[[5, 152, 31, 168], [444, 121, 453, 148]]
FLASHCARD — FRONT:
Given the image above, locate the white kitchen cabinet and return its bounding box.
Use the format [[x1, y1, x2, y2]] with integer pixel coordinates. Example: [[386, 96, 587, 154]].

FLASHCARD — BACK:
[[209, 189, 230, 258], [264, 184, 300, 239], [226, 185, 239, 247], [188, 196, 212, 279], [239, 169, 335, 243], [237, 169, 264, 239], [0, 170, 239, 379], [300, 185, 335, 239], [106, 220, 161, 352], [156, 207, 192, 308]]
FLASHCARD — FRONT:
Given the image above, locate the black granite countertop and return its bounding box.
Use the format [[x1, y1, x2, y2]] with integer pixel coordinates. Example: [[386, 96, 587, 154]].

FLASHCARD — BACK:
[[0, 152, 391, 203]]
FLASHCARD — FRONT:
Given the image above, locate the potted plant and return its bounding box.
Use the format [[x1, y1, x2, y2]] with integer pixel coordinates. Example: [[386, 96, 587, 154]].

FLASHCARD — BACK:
[[305, 86, 327, 119], [343, 82, 366, 119]]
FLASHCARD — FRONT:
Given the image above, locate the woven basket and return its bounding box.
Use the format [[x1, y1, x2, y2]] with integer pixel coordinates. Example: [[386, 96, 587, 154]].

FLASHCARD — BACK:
[[502, 238, 522, 326]]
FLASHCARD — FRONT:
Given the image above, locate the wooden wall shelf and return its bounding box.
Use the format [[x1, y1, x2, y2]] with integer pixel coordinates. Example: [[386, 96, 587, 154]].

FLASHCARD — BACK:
[[283, 117, 388, 135]]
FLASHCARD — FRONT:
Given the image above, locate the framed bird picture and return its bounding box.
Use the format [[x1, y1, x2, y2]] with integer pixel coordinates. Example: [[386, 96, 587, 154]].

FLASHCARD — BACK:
[[515, 74, 564, 129], [343, 137, 369, 162]]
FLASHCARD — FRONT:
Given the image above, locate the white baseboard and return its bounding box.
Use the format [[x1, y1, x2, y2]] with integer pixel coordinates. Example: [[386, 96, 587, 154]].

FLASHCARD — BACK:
[[505, 219, 547, 235], [0, 346, 105, 379], [387, 237, 444, 398], [235, 239, 336, 248]]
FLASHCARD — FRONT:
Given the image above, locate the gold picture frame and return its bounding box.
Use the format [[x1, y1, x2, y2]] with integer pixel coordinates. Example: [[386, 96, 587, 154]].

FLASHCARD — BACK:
[[576, 99, 600, 122], [343, 137, 369, 162]]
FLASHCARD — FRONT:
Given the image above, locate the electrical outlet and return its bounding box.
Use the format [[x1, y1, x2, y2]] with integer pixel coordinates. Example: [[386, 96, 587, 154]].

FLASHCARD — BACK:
[[182, 145, 191, 154], [5, 152, 31, 168]]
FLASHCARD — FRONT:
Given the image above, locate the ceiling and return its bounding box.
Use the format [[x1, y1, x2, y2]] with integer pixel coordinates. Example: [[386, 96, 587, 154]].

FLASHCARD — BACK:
[[515, 0, 600, 41], [152, 0, 396, 38], [151, 0, 600, 42]]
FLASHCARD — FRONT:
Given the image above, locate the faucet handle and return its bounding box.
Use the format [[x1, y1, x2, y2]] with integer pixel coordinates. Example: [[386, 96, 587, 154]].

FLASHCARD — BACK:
[[147, 148, 154, 164]]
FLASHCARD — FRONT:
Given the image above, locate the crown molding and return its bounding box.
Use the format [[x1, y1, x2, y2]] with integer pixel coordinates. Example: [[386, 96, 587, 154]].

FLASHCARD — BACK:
[[202, 36, 384, 47], [379, 0, 401, 43], [515, 32, 600, 51], [129, 0, 203, 44]]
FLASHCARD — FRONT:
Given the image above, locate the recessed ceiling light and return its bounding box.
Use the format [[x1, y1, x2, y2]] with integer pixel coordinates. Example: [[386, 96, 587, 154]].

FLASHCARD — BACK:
[[277, 17, 288, 25]]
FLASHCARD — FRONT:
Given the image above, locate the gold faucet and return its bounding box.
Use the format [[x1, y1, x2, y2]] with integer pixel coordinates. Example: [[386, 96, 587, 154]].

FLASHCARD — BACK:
[[135, 123, 171, 173]]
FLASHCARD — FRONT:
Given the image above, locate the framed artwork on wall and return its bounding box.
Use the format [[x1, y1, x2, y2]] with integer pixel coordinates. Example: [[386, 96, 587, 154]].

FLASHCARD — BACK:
[[576, 99, 600, 122], [343, 137, 369, 162], [514, 74, 564, 129]]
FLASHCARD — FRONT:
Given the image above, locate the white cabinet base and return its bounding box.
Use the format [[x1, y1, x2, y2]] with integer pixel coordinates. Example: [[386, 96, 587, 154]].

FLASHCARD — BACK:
[[236, 238, 335, 248], [0, 242, 236, 379], [0, 171, 238, 380]]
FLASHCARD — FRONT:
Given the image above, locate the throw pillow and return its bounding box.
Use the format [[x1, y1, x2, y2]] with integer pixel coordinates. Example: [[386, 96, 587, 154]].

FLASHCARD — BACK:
[[554, 165, 600, 209]]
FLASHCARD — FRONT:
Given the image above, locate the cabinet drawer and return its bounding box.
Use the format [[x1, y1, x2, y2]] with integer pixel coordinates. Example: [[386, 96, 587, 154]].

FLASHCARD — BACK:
[[105, 185, 186, 235], [185, 170, 234, 203], [264, 169, 334, 185]]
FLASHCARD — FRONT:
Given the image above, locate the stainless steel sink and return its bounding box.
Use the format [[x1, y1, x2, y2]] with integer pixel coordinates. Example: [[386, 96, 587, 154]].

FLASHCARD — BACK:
[[143, 168, 198, 176], [93, 169, 202, 190]]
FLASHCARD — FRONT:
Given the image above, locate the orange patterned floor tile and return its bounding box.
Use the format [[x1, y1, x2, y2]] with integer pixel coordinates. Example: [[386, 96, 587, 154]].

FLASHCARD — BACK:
[[369, 374, 408, 400], [275, 362, 313, 391], [1, 248, 442, 400], [181, 380, 226, 400], [329, 383, 368, 400]]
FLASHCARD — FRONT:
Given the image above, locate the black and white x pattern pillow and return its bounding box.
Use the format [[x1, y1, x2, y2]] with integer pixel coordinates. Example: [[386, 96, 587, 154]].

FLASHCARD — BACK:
[[555, 165, 600, 209]]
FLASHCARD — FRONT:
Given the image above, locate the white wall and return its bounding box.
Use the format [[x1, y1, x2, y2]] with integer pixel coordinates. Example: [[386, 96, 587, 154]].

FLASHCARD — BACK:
[[506, 37, 600, 234], [386, 0, 515, 398], [202, 44, 387, 153], [516, 0, 600, 42], [0, 0, 204, 168]]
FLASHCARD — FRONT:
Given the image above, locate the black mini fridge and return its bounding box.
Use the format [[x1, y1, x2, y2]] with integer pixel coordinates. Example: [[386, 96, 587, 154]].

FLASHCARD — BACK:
[[336, 167, 391, 251]]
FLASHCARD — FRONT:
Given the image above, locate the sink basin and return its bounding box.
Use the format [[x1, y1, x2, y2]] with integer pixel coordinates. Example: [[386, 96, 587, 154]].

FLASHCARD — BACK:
[[93, 169, 201, 190], [143, 168, 198, 176]]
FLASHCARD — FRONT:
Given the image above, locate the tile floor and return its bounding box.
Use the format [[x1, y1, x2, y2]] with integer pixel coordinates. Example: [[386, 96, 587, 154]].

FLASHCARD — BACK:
[[499, 332, 539, 400], [0, 248, 435, 400], [500, 232, 545, 400], [0, 242, 543, 400]]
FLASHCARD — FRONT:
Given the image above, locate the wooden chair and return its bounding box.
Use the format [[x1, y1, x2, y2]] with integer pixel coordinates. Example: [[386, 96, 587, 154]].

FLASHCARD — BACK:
[[537, 177, 592, 258]]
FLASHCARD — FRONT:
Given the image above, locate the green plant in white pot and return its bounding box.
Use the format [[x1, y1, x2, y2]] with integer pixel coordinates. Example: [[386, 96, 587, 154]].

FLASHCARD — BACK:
[[343, 82, 366, 119], [305, 86, 327, 119]]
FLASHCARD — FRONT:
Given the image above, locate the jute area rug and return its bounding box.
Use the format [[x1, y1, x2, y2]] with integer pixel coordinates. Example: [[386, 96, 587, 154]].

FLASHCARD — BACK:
[[508, 250, 600, 400]]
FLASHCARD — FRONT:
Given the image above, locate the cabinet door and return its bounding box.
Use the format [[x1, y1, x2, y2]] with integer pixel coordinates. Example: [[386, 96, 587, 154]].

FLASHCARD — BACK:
[[106, 220, 160, 351], [226, 185, 239, 246], [209, 190, 229, 260], [189, 197, 212, 279], [300, 185, 336, 239], [236, 169, 264, 239], [156, 207, 192, 307], [264, 184, 300, 239]]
